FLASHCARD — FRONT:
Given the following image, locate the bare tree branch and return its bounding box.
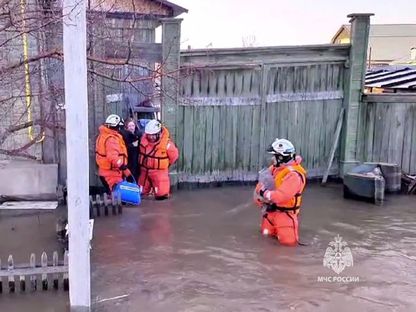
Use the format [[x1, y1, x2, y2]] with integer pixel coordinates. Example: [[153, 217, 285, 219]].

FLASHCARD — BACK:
[[0, 149, 38, 160], [0, 50, 62, 74], [0, 0, 184, 159]]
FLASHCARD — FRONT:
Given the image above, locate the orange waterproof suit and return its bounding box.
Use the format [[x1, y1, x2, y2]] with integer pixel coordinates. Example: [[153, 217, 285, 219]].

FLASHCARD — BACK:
[[254, 156, 307, 246], [96, 125, 129, 191], [138, 127, 179, 198]]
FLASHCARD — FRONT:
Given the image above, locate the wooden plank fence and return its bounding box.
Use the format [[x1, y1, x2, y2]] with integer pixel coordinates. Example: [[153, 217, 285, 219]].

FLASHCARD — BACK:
[[176, 45, 350, 183], [0, 251, 68, 294], [361, 94, 416, 175]]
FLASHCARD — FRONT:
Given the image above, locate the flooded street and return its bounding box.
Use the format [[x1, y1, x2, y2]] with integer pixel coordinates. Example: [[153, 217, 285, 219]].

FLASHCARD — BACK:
[[1, 183, 416, 311], [92, 183, 416, 312]]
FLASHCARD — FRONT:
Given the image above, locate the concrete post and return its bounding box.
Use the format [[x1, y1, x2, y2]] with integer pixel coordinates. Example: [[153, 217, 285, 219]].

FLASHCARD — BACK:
[[340, 13, 373, 176], [161, 18, 182, 188], [63, 0, 91, 309]]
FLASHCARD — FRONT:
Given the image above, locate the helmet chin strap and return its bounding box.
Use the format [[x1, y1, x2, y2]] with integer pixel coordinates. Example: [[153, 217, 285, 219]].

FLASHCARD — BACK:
[[273, 153, 296, 167], [148, 132, 161, 142]]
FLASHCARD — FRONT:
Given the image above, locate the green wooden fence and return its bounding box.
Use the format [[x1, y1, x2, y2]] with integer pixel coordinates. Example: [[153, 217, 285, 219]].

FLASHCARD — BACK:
[[175, 45, 350, 183], [361, 94, 416, 175]]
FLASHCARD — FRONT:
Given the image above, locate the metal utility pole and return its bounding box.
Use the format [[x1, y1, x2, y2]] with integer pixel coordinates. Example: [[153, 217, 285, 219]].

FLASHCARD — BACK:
[[63, 0, 91, 309]]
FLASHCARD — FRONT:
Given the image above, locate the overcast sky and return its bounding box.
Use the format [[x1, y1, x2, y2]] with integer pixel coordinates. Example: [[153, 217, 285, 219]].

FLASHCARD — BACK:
[[170, 0, 416, 49]]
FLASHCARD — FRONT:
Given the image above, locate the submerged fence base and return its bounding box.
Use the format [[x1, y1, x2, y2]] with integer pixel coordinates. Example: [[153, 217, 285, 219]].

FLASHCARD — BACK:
[[89, 193, 122, 218]]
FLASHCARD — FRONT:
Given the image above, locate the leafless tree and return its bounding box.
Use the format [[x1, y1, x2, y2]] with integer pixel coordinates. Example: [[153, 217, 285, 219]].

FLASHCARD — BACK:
[[242, 34, 257, 48], [0, 0, 184, 160]]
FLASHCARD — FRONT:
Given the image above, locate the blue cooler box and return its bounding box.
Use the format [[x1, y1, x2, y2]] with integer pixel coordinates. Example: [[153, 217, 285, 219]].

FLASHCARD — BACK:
[[114, 180, 141, 205]]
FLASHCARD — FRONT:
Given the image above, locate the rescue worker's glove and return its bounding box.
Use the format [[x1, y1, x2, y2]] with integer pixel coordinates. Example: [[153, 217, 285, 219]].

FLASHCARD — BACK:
[[253, 193, 263, 208], [255, 183, 272, 204], [119, 164, 128, 171], [255, 183, 267, 197], [126, 175, 135, 183], [119, 165, 132, 178], [123, 169, 132, 177], [254, 183, 266, 208]]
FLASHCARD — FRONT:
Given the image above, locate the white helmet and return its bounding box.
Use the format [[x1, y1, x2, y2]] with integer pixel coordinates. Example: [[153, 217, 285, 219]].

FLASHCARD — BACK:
[[105, 114, 124, 128], [267, 138, 295, 156], [145, 119, 162, 135]]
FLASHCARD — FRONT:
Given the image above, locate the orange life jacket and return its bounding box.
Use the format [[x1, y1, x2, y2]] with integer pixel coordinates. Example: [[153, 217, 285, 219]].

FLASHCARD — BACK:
[[270, 164, 307, 213], [95, 127, 128, 170], [139, 127, 170, 170]]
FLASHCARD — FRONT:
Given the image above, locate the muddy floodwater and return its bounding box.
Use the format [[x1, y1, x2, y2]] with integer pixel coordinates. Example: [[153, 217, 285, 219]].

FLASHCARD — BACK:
[[1, 183, 416, 311]]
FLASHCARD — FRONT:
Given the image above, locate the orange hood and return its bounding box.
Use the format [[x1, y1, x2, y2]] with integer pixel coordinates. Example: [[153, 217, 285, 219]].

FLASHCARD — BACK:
[[98, 125, 121, 137]]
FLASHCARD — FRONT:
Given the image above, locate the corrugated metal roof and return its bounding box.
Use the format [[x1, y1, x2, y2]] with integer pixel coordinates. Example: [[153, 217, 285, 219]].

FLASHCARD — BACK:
[[365, 67, 416, 89], [365, 68, 410, 80], [366, 69, 416, 84], [389, 80, 416, 89]]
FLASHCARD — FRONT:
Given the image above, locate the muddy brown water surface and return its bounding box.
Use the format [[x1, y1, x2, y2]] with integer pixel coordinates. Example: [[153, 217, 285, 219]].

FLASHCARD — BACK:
[[1, 183, 416, 311]]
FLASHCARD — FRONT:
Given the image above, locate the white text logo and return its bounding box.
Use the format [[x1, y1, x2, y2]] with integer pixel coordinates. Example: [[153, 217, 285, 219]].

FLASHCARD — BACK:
[[317, 234, 359, 283]]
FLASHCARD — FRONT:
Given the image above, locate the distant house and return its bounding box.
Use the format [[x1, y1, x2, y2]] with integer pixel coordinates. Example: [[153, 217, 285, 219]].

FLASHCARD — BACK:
[[331, 24, 416, 67]]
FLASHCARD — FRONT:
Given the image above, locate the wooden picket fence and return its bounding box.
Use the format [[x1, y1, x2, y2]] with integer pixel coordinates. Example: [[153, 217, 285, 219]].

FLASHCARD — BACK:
[[0, 251, 68, 294]]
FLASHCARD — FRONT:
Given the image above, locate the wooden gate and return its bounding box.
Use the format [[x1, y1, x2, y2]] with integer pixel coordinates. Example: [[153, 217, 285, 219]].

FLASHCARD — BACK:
[[175, 45, 350, 183]]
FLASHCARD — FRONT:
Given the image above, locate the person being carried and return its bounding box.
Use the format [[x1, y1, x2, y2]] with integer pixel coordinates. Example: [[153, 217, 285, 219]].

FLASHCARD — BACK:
[[254, 138, 307, 246], [138, 120, 179, 200], [96, 114, 133, 193], [120, 118, 142, 180]]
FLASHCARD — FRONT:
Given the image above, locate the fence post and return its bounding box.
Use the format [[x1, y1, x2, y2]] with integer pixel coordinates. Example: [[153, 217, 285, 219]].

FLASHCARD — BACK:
[[161, 18, 182, 188], [340, 13, 373, 177]]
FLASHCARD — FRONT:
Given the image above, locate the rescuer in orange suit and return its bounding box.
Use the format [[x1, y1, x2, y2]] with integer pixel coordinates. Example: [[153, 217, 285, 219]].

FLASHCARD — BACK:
[[138, 120, 179, 200], [254, 138, 307, 246], [96, 114, 133, 193]]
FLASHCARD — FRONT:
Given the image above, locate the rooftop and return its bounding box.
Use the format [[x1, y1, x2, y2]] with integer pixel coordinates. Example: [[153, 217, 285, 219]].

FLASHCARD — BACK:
[[365, 66, 416, 89]]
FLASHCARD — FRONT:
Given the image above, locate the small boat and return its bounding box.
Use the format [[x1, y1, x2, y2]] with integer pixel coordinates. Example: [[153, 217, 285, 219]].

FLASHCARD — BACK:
[[343, 163, 385, 205]]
